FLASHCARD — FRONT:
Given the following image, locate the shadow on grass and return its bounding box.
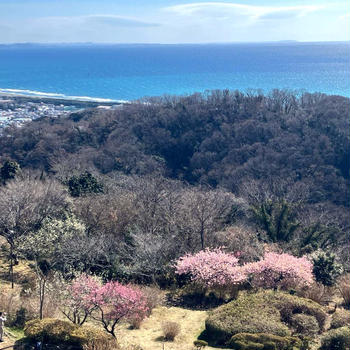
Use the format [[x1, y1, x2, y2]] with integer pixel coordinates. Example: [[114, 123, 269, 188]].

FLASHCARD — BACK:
[[14, 338, 82, 350], [196, 329, 229, 349], [166, 291, 226, 311], [154, 335, 166, 342]]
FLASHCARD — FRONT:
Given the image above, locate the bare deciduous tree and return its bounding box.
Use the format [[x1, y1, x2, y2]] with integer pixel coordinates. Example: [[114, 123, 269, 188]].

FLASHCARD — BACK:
[[179, 187, 246, 250], [0, 177, 69, 288]]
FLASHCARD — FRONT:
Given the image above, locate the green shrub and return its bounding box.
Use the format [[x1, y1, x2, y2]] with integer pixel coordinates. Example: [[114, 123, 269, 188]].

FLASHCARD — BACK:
[[11, 307, 29, 328], [320, 327, 350, 350], [72, 326, 118, 350], [290, 314, 319, 337], [331, 309, 350, 329], [312, 251, 342, 287], [227, 333, 302, 350], [205, 292, 290, 344], [23, 318, 117, 350], [205, 291, 327, 345], [24, 318, 76, 344], [275, 294, 327, 331]]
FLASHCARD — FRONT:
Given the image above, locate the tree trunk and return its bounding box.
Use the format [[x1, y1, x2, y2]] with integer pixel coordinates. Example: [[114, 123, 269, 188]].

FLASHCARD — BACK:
[[9, 242, 14, 289], [200, 223, 205, 250], [39, 278, 46, 320]]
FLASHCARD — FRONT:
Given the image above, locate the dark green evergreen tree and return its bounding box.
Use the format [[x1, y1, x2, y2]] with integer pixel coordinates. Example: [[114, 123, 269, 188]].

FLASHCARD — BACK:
[[312, 251, 343, 287], [67, 171, 103, 197], [0, 159, 20, 184], [251, 199, 299, 242], [301, 223, 339, 253]]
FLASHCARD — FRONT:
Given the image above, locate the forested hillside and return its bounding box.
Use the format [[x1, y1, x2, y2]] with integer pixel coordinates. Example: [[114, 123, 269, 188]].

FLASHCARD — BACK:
[[1, 90, 349, 205], [1, 90, 350, 349], [0, 90, 349, 274]]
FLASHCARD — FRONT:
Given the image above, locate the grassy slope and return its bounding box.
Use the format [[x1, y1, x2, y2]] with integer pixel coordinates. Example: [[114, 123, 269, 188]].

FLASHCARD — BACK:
[[0, 244, 219, 350], [118, 306, 229, 350], [0, 238, 35, 285]]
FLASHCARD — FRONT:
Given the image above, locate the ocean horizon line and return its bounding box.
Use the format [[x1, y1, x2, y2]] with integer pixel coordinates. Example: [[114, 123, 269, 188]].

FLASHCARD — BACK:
[[1, 40, 350, 47]]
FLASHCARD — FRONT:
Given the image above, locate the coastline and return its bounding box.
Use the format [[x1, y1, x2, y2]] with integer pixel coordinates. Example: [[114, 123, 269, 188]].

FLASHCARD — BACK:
[[0, 89, 127, 108], [0, 89, 128, 129]]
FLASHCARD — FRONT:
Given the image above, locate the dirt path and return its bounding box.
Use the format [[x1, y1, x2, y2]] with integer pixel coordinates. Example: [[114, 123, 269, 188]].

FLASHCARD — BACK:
[[0, 332, 15, 350]]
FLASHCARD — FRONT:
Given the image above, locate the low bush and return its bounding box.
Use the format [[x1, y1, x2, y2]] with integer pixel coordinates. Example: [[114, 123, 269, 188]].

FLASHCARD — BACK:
[[227, 333, 302, 350], [141, 285, 164, 316], [205, 291, 326, 345], [24, 318, 76, 344], [296, 283, 327, 305], [11, 307, 29, 328], [129, 317, 142, 330], [338, 276, 350, 308], [23, 318, 117, 350], [289, 314, 319, 337], [330, 309, 350, 329], [320, 326, 350, 350], [275, 295, 326, 331], [72, 326, 118, 350], [162, 321, 180, 341]]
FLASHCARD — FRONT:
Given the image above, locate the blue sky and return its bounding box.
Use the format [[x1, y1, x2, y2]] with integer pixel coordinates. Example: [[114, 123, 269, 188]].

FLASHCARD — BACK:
[[0, 0, 349, 43]]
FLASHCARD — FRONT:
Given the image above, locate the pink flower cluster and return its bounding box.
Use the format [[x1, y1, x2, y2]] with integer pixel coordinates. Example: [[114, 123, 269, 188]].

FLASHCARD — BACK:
[[69, 274, 101, 312], [67, 274, 148, 330], [244, 252, 314, 289], [175, 249, 314, 290], [175, 248, 245, 288], [91, 281, 148, 323]]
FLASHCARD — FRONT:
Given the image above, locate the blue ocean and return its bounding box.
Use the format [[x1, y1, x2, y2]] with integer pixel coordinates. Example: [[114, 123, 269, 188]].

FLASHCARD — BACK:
[[0, 42, 349, 101]]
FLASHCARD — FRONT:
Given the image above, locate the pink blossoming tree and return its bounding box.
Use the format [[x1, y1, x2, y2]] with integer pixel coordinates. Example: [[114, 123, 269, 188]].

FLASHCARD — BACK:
[[175, 250, 314, 296], [244, 252, 314, 290], [175, 248, 246, 291], [91, 281, 148, 338], [61, 274, 101, 325]]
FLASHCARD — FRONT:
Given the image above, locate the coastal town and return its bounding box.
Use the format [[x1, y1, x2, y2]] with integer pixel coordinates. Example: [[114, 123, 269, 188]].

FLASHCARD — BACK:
[[0, 97, 77, 129], [0, 94, 121, 130]]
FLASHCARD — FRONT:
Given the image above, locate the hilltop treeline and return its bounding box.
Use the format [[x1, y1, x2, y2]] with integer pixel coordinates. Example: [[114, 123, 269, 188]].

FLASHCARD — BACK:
[[0, 90, 349, 279], [0, 90, 349, 205]]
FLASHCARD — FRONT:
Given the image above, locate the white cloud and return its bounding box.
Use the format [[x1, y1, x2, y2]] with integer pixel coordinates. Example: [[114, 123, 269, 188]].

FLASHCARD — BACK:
[[34, 14, 160, 28], [164, 2, 324, 21], [0, 14, 161, 43], [82, 15, 159, 27], [0, 2, 346, 44]]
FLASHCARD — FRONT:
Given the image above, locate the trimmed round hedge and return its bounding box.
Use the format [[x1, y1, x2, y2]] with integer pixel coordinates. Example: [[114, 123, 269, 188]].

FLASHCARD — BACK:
[[21, 318, 117, 350], [320, 327, 350, 350], [228, 333, 302, 350], [205, 290, 326, 346], [330, 309, 350, 329]]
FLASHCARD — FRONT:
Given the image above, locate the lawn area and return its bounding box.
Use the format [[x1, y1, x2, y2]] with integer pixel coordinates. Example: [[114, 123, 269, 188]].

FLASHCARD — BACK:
[[117, 306, 229, 350]]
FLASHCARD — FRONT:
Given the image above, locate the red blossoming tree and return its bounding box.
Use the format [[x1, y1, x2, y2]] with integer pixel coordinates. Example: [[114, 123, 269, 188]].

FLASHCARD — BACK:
[[91, 281, 148, 338], [61, 274, 101, 325]]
